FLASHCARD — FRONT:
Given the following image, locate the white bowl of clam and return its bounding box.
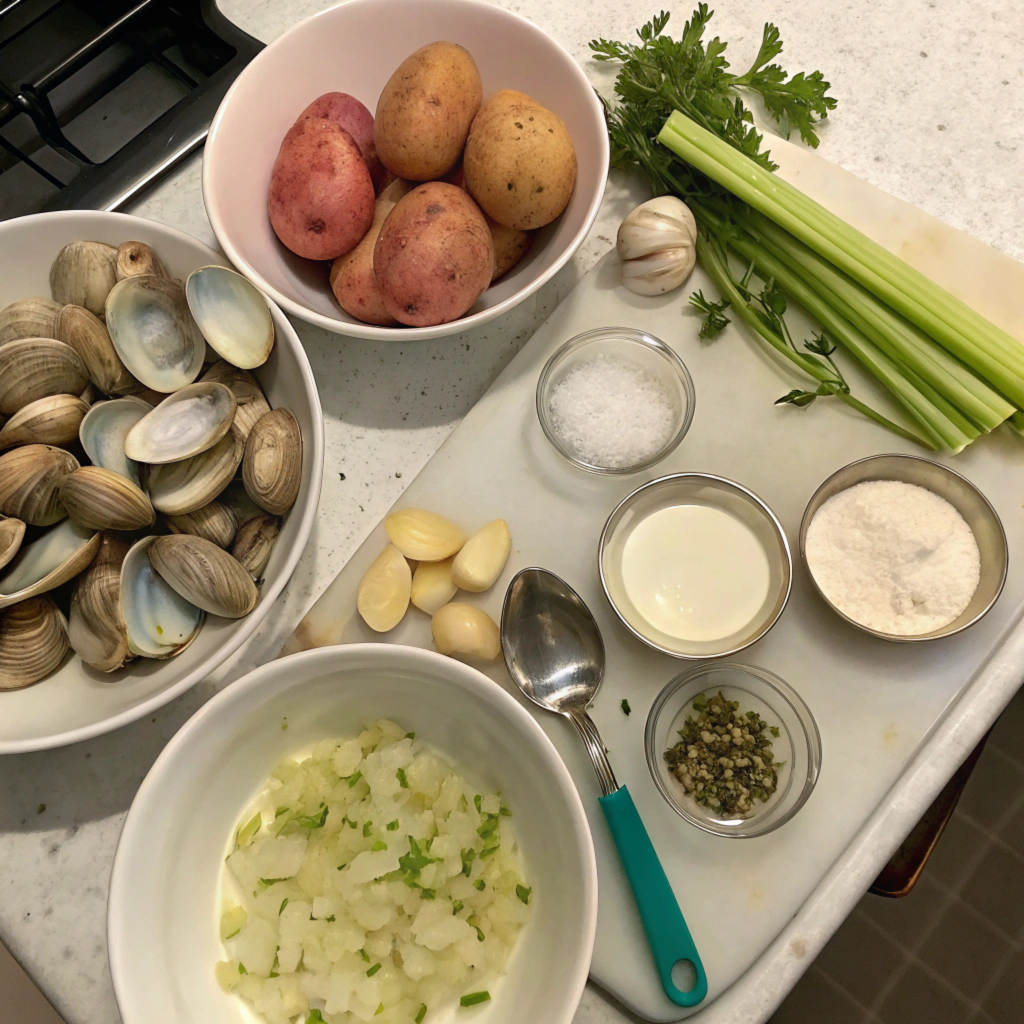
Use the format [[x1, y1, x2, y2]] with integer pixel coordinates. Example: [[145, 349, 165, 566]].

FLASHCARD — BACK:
[[0, 211, 324, 754]]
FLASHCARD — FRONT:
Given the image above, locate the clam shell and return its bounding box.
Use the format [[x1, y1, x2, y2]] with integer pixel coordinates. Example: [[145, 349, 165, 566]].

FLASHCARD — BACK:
[[0, 444, 80, 525], [79, 397, 152, 486], [165, 500, 238, 548], [54, 304, 140, 395], [0, 394, 88, 449], [116, 241, 170, 282], [105, 275, 205, 393], [120, 536, 204, 659], [242, 408, 302, 516], [231, 512, 280, 579], [0, 596, 69, 690], [218, 480, 265, 528], [0, 338, 90, 415], [186, 265, 274, 370], [147, 427, 244, 516], [0, 518, 99, 609], [201, 361, 270, 441], [149, 534, 259, 618], [68, 533, 133, 673], [0, 517, 26, 572], [0, 297, 60, 346], [50, 241, 119, 316], [124, 382, 236, 464], [60, 466, 156, 532]]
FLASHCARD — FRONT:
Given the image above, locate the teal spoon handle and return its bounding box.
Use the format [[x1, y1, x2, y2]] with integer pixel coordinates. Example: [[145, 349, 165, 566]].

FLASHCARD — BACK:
[[599, 786, 708, 1007]]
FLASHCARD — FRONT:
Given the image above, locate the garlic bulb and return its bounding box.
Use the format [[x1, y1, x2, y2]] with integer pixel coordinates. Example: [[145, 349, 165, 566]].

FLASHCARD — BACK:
[[616, 196, 697, 296]]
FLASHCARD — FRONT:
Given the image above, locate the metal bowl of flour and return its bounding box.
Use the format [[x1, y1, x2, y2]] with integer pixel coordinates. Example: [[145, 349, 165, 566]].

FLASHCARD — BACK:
[[799, 454, 1007, 642]]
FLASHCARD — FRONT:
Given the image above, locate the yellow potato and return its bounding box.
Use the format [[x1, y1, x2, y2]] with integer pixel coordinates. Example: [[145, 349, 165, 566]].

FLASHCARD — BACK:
[[488, 216, 533, 281], [464, 89, 577, 230], [374, 41, 482, 181], [330, 179, 414, 324]]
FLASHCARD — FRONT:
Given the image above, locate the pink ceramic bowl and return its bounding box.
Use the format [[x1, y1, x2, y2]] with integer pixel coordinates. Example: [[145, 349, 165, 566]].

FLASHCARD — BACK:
[[203, 0, 608, 340]]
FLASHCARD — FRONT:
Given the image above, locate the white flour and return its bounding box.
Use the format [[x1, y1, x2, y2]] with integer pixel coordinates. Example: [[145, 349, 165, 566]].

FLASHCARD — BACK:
[[805, 479, 981, 636]]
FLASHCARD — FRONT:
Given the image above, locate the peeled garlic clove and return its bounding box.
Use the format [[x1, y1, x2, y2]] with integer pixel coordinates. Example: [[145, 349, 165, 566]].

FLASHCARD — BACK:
[[149, 534, 259, 618], [124, 382, 236, 464], [0, 517, 25, 572], [166, 501, 238, 549], [60, 466, 156, 532], [411, 556, 457, 614], [0, 297, 60, 346], [147, 428, 245, 516], [451, 519, 511, 593], [186, 265, 275, 370], [0, 338, 90, 416], [431, 602, 500, 662], [0, 596, 69, 690], [54, 304, 140, 396], [242, 408, 302, 516], [231, 512, 279, 579], [201, 362, 270, 442], [385, 509, 466, 562], [0, 519, 99, 610], [0, 394, 88, 449], [68, 532, 133, 673], [357, 544, 411, 632], [50, 241, 119, 316], [0, 444, 79, 525], [617, 196, 697, 296], [116, 241, 170, 282]]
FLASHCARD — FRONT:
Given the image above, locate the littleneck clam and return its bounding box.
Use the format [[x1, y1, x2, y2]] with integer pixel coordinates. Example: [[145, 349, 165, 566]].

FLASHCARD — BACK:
[[149, 534, 259, 619], [120, 536, 204, 659], [0, 297, 61, 345], [68, 533, 133, 673], [0, 338, 90, 415], [0, 394, 89, 449], [201, 361, 271, 440], [242, 408, 302, 515], [166, 501, 238, 548], [0, 519, 99, 609], [0, 517, 26, 572], [50, 240, 119, 316], [59, 466, 156, 532], [147, 428, 245, 516], [0, 444, 80, 525], [105, 275, 205, 392], [124, 381, 236, 464], [54, 303, 139, 396], [79, 396, 152, 485], [231, 512, 280, 578], [116, 241, 170, 282], [0, 596, 69, 690], [186, 265, 275, 370]]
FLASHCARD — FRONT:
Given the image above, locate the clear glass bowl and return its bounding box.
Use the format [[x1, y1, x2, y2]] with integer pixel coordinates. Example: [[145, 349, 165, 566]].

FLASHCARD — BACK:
[[535, 327, 695, 474], [645, 663, 821, 838]]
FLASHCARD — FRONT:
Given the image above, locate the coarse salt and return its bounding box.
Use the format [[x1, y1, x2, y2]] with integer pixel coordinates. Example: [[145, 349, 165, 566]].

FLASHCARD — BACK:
[[805, 479, 981, 636], [547, 352, 677, 468]]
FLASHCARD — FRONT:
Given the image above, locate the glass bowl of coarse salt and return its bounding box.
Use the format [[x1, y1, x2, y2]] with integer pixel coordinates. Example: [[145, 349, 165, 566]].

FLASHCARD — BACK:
[[536, 327, 695, 474], [799, 454, 1007, 642]]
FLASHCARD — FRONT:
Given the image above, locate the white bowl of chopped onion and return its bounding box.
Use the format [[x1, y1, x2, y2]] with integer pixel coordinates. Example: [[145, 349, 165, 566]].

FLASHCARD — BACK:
[[108, 644, 597, 1024]]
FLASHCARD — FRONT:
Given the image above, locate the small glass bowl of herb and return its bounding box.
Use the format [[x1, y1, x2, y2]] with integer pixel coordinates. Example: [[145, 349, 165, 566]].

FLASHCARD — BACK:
[[645, 664, 821, 838]]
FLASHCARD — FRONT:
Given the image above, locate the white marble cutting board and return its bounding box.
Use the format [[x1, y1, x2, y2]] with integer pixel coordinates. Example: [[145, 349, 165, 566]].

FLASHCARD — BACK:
[[282, 142, 1024, 1021]]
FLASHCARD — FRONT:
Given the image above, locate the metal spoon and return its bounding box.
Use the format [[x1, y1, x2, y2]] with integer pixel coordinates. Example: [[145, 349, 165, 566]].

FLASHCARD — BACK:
[[501, 568, 708, 1008]]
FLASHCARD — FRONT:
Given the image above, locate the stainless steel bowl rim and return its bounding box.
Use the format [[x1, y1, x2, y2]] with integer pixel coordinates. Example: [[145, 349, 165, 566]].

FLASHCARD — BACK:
[[598, 472, 794, 660]]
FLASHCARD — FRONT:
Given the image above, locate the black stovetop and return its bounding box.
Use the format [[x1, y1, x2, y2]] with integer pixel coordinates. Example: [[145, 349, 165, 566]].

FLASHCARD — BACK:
[[0, 0, 262, 219]]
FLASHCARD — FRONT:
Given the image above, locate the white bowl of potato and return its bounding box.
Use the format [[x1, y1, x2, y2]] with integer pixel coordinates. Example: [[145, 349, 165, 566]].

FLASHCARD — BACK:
[[109, 643, 598, 1024], [203, 0, 608, 340]]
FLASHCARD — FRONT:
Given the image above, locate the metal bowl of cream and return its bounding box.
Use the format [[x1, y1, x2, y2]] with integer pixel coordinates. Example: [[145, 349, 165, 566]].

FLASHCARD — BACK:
[[799, 454, 1007, 642], [598, 473, 793, 659]]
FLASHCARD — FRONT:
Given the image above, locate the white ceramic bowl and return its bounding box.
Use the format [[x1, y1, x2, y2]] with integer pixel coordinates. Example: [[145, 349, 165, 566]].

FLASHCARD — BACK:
[[109, 644, 597, 1024], [0, 211, 324, 754], [203, 0, 608, 340]]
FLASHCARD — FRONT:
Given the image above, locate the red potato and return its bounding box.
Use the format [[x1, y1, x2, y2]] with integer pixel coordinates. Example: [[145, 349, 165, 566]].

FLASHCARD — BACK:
[[267, 117, 375, 260], [330, 179, 414, 324], [374, 182, 494, 327], [298, 92, 386, 191]]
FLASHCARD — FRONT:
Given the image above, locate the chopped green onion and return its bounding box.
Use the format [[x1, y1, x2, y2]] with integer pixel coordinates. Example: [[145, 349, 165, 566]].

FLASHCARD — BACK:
[[516, 884, 532, 905], [275, 806, 289, 818], [347, 771, 362, 788], [499, 805, 512, 817], [397, 767, 409, 788], [386, 819, 400, 831], [296, 805, 329, 829], [375, 1004, 384, 1016], [406, 732, 416, 740], [479, 846, 499, 859], [467, 915, 485, 942], [306, 1012, 324, 1024], [473, 795, 482, 812], [363, 821, 372, 837], [279, 898, 289, 915], [238, 962, 247, 975], [236, 812, 261, 848], [461, 848, 476, 876], [620, 699, 632, 716], [452, 900, 464, 915], [473, 879, 486, 891], [358, 948, 370, 962], [415, 1005, 427, 1024], [258, 877, 289, 889], [371, 840, 388, 851], [366, 962, 382, 977], [460, 991, 491, 1007], [419, 888, 437, 899]]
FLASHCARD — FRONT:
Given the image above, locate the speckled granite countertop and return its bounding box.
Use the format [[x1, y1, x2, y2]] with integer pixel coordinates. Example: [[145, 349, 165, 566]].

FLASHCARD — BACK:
[[1, 1, 1022, 1022]]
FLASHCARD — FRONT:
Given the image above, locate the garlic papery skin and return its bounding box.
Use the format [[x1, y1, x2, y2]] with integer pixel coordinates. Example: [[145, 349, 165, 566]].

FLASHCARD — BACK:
[[617, 196, 697, 296]]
